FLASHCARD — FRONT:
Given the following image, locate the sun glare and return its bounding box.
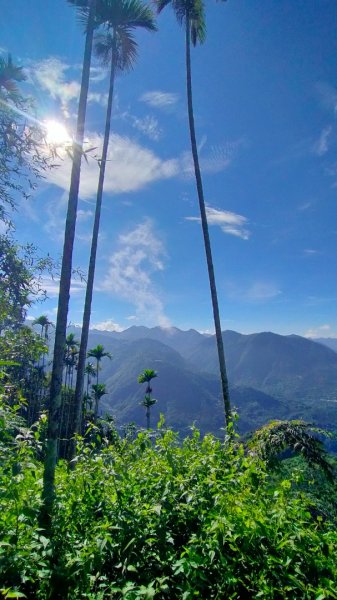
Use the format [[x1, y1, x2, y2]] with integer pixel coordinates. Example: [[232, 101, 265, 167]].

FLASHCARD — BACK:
[[44, 119, 71, 146]]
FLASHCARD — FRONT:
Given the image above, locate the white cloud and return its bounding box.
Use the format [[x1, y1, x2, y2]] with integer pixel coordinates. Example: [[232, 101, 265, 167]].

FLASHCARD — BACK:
[[140, 90, 179, 109], [303, 248, 320, 256], [100, 220, 170, 327], [313, 126, 332, 156], [185, 205, 250, 240], [28, 58, 80, 118], [90, 319, 124, 332], [44, 132, 178, 198], [304, 324, 336, 338]]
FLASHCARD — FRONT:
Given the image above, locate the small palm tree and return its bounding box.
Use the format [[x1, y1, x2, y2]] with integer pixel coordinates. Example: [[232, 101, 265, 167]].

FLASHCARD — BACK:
[[91, 382, 107, 419], [84, 361, 96, 396], [138, 369, 158, 430], [33, 315, 54, 341], [63, 333, 80, 389], [30, 316, 53, 414], [87, 344, 112, 385], [32, 315, 53, 390], [154, 0, 231, 429]]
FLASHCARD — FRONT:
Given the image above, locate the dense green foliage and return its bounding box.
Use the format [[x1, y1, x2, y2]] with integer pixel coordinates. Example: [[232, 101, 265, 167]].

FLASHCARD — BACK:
[[1, 399, 337, 599]]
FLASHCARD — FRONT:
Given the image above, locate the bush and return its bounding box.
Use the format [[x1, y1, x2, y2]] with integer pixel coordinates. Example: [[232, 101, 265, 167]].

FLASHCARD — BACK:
[[1, 422, 337, 598]]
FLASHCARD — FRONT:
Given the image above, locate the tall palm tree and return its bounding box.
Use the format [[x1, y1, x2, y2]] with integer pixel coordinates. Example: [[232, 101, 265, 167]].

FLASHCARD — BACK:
[[63, 333, 80, 389], [85, 361, 96, 396], [87, 344, 112, 385], [41, 0, 98, 530], [72, 0, 156, 444], [32, 315, 53, 414], [138, 369, 158, 430], [154, 0, 231, 428]]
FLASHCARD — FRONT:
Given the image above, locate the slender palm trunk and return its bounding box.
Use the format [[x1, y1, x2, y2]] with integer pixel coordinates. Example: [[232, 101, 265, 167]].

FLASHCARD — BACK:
[[40, 0, 97, 532], [146, 407, 150, 430], [94, 397, 99, 420], [96, 359, 100, 386], [185, 15, 231, 428], [72, 50, 116, 451]]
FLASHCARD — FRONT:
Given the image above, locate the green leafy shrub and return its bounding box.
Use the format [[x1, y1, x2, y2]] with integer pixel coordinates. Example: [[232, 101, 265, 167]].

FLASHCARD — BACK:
[[1, 418, 337, 599]]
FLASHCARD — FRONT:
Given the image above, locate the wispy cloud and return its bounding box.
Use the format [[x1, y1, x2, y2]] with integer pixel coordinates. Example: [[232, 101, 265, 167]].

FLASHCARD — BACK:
[[77, 209, 94, 221], [225, 281, 282, 302], [303, 248, 320, 256], [28, 58, 109, 117], [44, 132, 178, 198], [140, 90, 179, 109], [185, 205, 250, 240], [89, 65, 107, 83], [316, 82, 337, 114], [245, 282, 282, 301], [100, 220, 170, 327], [42, 192, 102, 242], [119, 110, 162, 141], [180, 138, 246, 177], [313, 126, 332, 156], [87, 91, 109, 106], [297, 201, 313, 212], [39, 276, 86, 298]]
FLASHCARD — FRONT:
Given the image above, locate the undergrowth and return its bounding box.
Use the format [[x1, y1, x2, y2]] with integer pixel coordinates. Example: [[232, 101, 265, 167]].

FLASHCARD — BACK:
[[1, 408, 337, 599]]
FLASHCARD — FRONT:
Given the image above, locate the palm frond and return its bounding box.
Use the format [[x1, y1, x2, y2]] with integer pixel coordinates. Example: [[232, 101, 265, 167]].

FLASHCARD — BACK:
[[67, 0, 111, 33], [154, 0, 172, 14], [94, 0, 156, 73], [96, 0, 156, 32], [249, 420, 335, 480], [190, 0, 206, 46], [154, 0, 206, 45], [0, 55, 26, 95], [94, 32, 115, 66], [115, 28, 138, 72]]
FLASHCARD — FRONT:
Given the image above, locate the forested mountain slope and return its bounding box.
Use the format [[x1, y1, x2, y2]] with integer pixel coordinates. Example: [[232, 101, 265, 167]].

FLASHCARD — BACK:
[[58, 326, 337, 434]]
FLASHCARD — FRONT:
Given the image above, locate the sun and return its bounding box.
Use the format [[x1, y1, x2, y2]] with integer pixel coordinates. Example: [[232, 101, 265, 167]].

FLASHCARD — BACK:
[[44, 119, 71, 146]]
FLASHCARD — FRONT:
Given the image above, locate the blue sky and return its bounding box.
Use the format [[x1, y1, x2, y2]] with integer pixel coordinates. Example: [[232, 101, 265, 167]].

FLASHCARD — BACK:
[[2, 0, 337, 337]]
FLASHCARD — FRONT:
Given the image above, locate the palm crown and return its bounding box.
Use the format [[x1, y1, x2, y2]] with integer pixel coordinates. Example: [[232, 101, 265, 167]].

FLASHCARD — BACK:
[[155, 0, 205, 46], [94, 0, 156, 73]]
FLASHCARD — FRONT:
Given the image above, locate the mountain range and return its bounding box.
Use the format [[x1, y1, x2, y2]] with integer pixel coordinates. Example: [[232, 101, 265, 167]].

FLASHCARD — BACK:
[[59, 325, 337, 436]]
